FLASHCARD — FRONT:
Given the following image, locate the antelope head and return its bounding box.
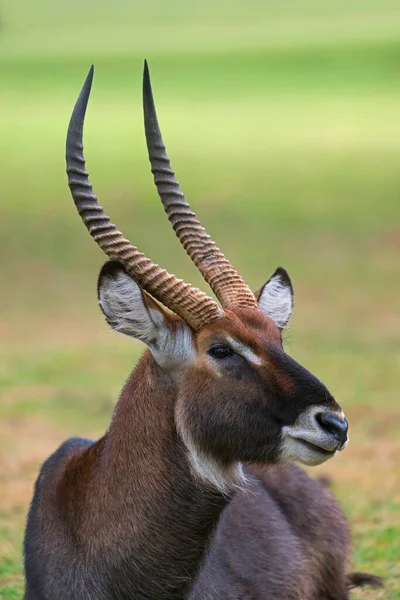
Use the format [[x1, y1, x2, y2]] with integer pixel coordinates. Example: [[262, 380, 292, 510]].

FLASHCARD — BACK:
[[66, 62, 348, 493]]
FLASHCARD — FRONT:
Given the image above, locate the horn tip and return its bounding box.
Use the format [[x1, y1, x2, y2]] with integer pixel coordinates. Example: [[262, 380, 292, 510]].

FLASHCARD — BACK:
[[143, 59, 151, 90], [66, 65, 95, 158], [142, 59, 155, 118], [85, 64, 94, 88]]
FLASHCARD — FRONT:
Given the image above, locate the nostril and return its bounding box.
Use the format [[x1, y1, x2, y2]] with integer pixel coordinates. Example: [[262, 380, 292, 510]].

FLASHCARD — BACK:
[[316, 413, 348, 445]]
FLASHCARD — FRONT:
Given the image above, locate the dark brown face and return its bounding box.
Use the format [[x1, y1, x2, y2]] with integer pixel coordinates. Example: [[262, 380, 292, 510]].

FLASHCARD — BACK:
[[98, 262, 348, 494], [175, 308, 348, 481]]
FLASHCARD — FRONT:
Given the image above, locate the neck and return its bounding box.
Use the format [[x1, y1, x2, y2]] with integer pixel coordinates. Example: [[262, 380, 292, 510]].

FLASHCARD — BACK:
[[75, 352, 229, 599]]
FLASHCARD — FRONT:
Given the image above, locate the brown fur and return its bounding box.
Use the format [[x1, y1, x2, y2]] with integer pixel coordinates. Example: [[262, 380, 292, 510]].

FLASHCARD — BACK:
[[24, 271, 352, 599]]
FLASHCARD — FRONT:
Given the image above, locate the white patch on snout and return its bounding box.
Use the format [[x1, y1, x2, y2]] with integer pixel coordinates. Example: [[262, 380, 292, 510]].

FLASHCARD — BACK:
[[280, 405, 348, 467], [99, 270, 195, 367], [225, 336, 263, 366], [258, 273, 293, 329]]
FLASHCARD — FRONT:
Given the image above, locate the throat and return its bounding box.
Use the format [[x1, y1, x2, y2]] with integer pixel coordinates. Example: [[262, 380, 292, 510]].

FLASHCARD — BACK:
[[180, 432, 245, 495]]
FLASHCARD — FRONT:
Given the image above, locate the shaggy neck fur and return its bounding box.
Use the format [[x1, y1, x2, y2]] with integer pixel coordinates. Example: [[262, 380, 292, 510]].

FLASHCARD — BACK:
[[60, 352, 229, 599]]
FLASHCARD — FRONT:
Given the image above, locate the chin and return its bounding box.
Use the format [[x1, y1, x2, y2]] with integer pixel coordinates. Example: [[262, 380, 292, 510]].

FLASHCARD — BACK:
[[280, 436, 337, 467]]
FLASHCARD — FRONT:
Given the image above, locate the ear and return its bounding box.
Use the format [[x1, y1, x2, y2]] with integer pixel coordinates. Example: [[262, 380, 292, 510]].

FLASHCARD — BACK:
[[97, 261, 194, 366], [256, 267, 293, 330]]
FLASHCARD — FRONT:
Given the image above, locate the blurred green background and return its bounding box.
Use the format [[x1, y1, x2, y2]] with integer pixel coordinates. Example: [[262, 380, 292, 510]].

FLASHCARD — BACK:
[[0, 1, 399, 598]]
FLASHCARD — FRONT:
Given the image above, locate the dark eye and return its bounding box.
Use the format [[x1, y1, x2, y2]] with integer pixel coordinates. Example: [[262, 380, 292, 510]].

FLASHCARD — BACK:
[[209, 345, 233, 359]]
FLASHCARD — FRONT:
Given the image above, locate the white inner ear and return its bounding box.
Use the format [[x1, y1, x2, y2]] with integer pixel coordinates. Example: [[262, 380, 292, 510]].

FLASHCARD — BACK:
[[99, 269, 194, 367], [258, 274, 293, 329], [99, 270, 155, 342]]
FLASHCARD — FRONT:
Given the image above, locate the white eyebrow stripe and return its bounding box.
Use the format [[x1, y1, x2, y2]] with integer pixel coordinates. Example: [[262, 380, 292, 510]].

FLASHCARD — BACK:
[[226, 336, 263, 366]]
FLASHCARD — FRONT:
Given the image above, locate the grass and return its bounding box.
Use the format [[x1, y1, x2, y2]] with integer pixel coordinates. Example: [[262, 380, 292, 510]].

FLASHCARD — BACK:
[[0, 1, 399, 598]]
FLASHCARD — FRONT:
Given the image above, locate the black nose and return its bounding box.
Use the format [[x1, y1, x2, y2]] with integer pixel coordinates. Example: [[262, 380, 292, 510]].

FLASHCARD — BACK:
[[316, 412, 348, 445]]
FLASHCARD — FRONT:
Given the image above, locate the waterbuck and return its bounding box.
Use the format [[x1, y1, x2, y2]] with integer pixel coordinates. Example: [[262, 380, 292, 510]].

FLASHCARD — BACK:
[[24, 62, 357, 600]]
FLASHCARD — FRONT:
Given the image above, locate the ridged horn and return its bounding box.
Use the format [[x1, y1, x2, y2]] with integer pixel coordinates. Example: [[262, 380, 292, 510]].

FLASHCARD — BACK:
[[142, 60, 257, 310], [66, 66, 223, 331]]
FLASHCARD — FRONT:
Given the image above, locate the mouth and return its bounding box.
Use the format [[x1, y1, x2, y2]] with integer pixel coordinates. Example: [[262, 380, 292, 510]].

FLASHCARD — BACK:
[[280, 405, 349, 467], [295, 437, 336, 457], [290, 430, 348, 454], [280, 430, 346, 466]]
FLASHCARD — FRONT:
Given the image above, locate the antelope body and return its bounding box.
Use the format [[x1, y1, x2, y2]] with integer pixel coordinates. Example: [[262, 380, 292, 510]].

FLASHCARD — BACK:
[[24, 63, 352, 600]]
